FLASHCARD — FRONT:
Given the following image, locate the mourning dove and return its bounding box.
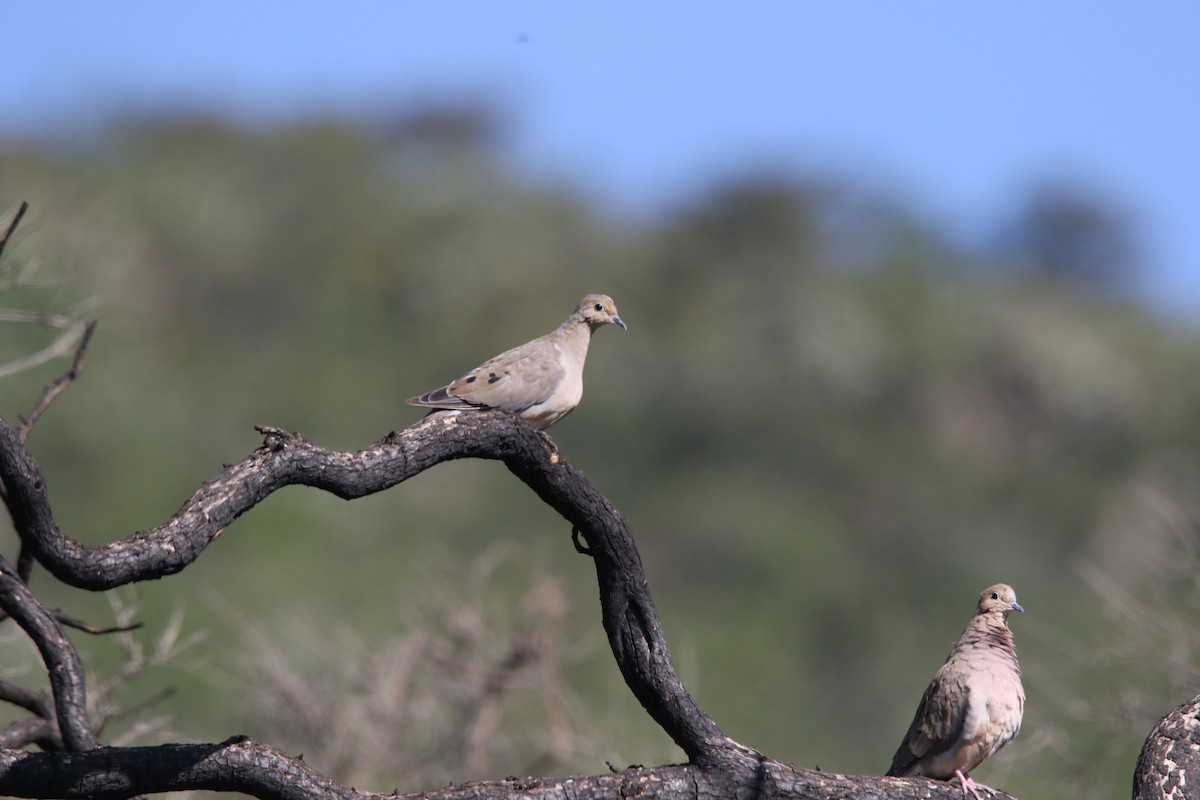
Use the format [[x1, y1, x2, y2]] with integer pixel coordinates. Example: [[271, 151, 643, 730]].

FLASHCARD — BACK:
[[407, 294, 626, 430], [886, 583, 1025, 800]]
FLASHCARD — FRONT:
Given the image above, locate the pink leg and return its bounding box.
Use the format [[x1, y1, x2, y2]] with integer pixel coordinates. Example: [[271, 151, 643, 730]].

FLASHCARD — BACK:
[[953, 770, 998, 800]]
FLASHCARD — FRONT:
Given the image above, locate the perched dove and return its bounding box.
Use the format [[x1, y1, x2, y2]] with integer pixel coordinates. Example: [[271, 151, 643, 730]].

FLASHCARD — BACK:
[[886, 583, 1025, 800], [407, 294, 626, 430]]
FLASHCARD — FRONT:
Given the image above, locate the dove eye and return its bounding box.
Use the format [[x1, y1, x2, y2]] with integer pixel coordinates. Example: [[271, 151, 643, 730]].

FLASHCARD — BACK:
[[990, 591, 1000, 600], [593, 303, 604, 312]]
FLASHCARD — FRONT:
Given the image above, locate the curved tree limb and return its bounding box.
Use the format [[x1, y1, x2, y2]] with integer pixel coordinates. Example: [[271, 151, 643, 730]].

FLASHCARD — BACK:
[[1, 411, 732, 763], [0, 410, 1020, 798], [0, 683, 59, 750], [0, 557, 96, 751]]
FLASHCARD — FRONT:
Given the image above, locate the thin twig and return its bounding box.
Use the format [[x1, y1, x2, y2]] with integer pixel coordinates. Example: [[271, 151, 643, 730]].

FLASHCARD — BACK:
[[0, 681, 52, 717], [53, 610, 144, 636], [0, 309, 85, 329], [17, 319, 99, 442], [0, 202, 29, 263], [99, 686, 177, 730], [0, 322, 88, 381]]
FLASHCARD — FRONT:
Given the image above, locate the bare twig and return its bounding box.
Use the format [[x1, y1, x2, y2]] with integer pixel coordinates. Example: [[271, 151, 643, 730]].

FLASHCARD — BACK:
[[0, 681, 52, 717], [0, 716, 60, 750], [0, 310, 82, 329], [236, 545, 598, 790], [52, 610, 143, 636], [0, 679, 62, 751], [17, 319, 98, 441], [95, 686, 176, 737], [0, 202, 28, 263], [0, 203, 99, 386], [0, 322, 89, 382]]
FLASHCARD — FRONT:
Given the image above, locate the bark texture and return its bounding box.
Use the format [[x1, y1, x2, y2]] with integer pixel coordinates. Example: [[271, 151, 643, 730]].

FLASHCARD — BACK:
[[1134, 694, 1200, 800], [0, 408, 1058, 799]]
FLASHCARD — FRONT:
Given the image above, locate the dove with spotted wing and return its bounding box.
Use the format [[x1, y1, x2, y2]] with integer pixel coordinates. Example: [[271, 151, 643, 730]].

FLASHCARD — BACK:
[[407, 294, 626, 430], [886, 583, 1025, 800]]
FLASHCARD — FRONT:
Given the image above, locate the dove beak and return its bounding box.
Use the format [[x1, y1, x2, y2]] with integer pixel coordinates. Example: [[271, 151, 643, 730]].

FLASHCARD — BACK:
[[1010, 601, 1024, 613], [613, 316, 627, 331]]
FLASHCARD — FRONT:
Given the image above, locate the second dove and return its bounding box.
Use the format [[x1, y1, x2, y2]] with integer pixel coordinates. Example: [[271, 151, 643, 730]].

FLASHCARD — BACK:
[[886, 583, 1025, 800]]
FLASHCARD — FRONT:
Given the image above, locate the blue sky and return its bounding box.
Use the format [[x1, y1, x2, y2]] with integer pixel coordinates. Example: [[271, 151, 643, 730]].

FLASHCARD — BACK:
[[5, 3, 1199, 315]]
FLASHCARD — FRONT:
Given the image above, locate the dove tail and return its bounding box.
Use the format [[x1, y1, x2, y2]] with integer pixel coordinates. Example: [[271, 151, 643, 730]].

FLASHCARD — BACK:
[[406, 388, 483, 409]]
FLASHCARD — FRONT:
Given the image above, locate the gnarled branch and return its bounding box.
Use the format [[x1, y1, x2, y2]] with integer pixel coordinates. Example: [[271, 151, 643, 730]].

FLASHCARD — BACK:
[[0, 410, 1014, 798], [0, 557, 96, 751], [1, 411, 731, 763], [0, 734, 994, 800]]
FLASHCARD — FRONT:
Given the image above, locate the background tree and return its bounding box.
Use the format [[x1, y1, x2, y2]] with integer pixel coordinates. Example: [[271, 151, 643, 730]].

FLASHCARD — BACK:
[[996, 179, 1142, 294]]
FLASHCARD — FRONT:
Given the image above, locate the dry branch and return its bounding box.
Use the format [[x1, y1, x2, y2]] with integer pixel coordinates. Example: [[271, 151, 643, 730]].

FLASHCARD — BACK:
[[0, 557, 96, 752], [0, 407, 1043, 798], [0, 202, 28, 262], [18, 319, 99, 441], [0, 734, 993, 800], [1, 412, 731, 763]]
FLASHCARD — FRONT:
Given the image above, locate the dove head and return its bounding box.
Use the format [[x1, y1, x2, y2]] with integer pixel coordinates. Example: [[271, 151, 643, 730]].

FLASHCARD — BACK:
[[976, 583, 1024, 618], [576, 294, 627, 331]]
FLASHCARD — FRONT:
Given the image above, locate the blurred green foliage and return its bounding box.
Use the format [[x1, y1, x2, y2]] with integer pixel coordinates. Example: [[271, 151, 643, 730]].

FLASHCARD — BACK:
[[2, 108, 1199, 799]]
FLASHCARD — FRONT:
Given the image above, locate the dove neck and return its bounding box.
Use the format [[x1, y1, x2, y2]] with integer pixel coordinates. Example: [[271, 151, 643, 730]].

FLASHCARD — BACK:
[[960, 615, 1019, 666], [558, 317, 596, 357]]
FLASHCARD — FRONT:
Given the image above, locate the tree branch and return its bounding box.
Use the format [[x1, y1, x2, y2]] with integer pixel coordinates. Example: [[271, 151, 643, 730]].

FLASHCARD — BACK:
[[18, 319, 98, 441], [0, 322, 90, 382], [0, 736, 990, 800], [0, 736, 357, 800], [1, 411, 734, 763], [0, 682, 53, 718], [0, 202, 28, 262], [0, 682, 59, 751], [0, 557, 96, 751], [0, 410, 1019, 798], [0, 719, 59, 752]]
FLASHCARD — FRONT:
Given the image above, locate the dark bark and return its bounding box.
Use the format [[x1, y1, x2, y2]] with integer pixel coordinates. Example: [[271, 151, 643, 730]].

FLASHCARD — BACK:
[[0, 408, 1025, 799], [1133, 693, 1200, 800], [0, 737, 355, 800], [0, 735, 995, 800], [0, 557, 95, 751], [0, 681, 60, 750], [1, 411, 727, 763]]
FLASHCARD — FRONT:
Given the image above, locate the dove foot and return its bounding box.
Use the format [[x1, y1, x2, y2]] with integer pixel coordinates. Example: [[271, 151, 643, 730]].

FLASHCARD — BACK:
[[535, 430, 561, 461], [953, 770, 998, 800]]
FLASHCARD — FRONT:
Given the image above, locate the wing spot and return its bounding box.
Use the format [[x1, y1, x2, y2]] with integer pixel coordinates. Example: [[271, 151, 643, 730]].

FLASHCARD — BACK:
[[465, 376, 476, 383]]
